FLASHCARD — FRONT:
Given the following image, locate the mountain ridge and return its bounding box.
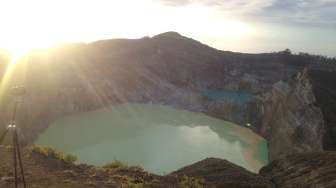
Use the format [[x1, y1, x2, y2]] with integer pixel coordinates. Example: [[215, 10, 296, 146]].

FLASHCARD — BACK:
[[0, 31, 335, 148]]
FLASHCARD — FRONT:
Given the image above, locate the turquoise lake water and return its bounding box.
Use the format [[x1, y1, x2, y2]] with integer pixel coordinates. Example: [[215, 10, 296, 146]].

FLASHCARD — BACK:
[[35, 103, 268, 174], [202, 90, 254, 103]]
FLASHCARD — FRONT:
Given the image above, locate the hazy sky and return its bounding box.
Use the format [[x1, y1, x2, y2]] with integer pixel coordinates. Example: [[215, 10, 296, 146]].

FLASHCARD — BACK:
[[0, 0, 335, 56]]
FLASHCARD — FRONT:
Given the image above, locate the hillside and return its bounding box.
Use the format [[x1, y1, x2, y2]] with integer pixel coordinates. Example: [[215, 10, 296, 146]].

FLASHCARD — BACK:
[[1, 32, 334, 145], [1, 147, 335, 188], [0, 146, 270, 188]]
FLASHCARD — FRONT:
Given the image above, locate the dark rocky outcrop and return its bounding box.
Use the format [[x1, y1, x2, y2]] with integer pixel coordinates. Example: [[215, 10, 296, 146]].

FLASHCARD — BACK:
[[260, 152, 336, 188], [172, 153, 336, 188], [255, 69, 324, 161], [171, 158, 274, 188], [309, 70, 336, 150]]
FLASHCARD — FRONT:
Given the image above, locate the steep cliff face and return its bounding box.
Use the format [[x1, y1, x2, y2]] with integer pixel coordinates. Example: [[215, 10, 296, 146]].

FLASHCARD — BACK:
[[309, 70, 336, 150], [255, 69, 324, 161]]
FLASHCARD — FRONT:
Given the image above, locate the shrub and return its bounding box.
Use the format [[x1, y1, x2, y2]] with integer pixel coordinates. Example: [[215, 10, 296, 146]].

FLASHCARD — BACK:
[[31, 146, 77, 164], [45, 147, 64, 159], [178, 175, 204, 188], [110, 175, 143, 187], [64, 154, 78, 163], [103, 160, 128, 169], [129, 182, 144, 188], [31, 146, 47, 155]]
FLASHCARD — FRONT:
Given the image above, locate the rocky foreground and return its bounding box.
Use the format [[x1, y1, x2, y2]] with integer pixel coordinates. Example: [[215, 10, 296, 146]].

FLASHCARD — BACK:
[[0, 147, 335, 188], [260, 152, 336, 188]]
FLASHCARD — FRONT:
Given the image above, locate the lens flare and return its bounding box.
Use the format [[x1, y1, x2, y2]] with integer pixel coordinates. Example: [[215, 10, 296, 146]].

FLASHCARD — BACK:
[[0, 54, 27, 104]]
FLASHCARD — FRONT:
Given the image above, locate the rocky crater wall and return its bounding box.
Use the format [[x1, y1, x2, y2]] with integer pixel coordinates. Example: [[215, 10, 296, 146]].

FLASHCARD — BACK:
[[253, 69, 324, 161]]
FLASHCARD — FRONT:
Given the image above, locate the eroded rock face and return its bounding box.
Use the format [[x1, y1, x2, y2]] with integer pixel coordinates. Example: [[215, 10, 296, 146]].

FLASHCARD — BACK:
[[260, 152, 336, 188], [255, 69, 324, 161]]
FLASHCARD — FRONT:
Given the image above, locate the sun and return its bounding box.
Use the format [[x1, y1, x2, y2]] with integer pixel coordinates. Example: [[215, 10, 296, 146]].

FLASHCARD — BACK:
[[0, 0, 255, 57], [3, 38, 53, 61], [0, 21, 60, 61]]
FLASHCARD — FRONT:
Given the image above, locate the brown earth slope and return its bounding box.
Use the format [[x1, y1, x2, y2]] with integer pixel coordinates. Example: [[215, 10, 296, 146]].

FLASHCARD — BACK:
[[0, 146, 272, 188], [1, 147, 336, 188], [0, 146, 178, 188]]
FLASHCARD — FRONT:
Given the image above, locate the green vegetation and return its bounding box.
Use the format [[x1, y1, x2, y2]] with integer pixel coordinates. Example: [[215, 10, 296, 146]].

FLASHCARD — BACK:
[[31, 146, 77, 163], [128, 182, 144, 188], [277, 49, 336, 65], [110, 174, 145, 188], [103, 160, 128, 169], [178, 175, 204, 188], [63, 154, 78, 163]]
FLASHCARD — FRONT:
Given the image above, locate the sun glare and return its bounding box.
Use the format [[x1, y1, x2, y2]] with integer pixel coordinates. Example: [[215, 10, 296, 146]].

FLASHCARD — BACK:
[[0, 0, 255, 56], [4, 41, 47, 59]]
